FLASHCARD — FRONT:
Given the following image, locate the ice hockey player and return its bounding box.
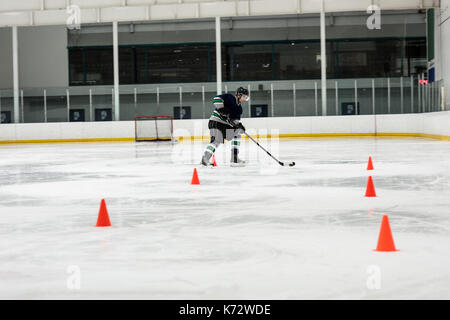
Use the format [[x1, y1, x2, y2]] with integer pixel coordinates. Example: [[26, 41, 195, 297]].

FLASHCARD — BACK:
[[200, 87, 249, 166]]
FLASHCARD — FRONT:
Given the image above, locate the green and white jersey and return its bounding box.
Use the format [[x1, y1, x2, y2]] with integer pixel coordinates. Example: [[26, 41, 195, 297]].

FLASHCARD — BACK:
[[209, 96, 230, 125], [209, 93, 243, 126]]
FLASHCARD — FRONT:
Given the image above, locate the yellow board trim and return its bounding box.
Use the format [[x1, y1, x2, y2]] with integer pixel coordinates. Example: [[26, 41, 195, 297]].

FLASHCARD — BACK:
[[0, 133, 449, 145], [177, 133, 450, 141], [136, 137, 172, 141], [0, 138, 135, 145]]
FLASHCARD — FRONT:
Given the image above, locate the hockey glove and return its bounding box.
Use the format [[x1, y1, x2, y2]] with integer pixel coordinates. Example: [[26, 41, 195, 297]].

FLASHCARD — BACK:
[[235, 122, 246, 133]]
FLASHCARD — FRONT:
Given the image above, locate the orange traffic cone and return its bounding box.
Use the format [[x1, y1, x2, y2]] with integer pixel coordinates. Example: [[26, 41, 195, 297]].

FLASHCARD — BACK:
[[95, 199, 111, 227], [191, 168, 200, 185], [212, 154, 217, 167], [375, 215, 398, 251], [367, 156, 374, 170], [365, 176, 377, 197]]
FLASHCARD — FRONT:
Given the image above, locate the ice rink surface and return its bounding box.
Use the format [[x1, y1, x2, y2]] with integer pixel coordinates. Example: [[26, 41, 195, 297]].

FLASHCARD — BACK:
[[0, 137, 449, 300]]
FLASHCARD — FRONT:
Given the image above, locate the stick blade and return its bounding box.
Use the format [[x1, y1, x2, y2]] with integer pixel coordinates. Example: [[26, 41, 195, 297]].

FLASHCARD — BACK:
[[279, 161, 296, 167]]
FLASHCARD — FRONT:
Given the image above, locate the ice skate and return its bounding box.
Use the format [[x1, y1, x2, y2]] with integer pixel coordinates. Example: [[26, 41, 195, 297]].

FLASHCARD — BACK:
[[200, 154, 214, 167], [230, 155, 246, 167]]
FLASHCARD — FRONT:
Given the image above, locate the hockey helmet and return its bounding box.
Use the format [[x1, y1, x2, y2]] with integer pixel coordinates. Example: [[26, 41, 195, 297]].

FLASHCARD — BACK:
[[236, 87, 249, 101]]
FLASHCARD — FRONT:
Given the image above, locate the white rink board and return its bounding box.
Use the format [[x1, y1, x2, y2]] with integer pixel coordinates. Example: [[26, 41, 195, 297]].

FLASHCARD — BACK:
[[0, 112, 449, 142]]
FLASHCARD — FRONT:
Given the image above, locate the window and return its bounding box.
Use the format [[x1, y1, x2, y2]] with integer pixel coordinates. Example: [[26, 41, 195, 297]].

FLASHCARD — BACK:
[[136, 47, 148, 83], [119, 47, 135, 84], [84, 48, 113, 85], [335, 41, 376, 78], [333, 39, 413, 78], [405, 39, 427, 76], [147, 45, 209, 83], [68, 49, 84, 85], [226, 44, 273, 81], [274, 42, 319, 80], [68, 38, 427, 85], [209, 46, 226, 82]]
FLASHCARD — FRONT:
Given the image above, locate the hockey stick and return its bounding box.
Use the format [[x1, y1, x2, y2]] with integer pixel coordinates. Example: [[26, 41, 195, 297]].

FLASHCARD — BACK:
[[243, 131, 295, 167], [223, 116, 295, 167]]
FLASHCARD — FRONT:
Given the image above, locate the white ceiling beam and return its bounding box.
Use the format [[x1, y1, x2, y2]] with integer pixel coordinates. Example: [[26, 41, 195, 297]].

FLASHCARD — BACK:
[[323, 0, 373, 13], [0, 0, 42, 13], [250, 0, 297, 16], [33, 9, 71, 25], [0, 0, 438, 27], [101, 6, 148, 21], [376, 0, 422, 10], [0, 12, 32, 26], [70, 0, 123, 9], [44, 0, 70, 10]]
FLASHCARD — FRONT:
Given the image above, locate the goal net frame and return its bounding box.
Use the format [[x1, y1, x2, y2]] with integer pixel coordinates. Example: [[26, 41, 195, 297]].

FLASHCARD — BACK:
[[134, 115, 174, 142]]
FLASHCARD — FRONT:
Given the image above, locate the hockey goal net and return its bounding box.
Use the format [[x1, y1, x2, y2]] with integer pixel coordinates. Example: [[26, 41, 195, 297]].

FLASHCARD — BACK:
[[135, 116, 174, 141]]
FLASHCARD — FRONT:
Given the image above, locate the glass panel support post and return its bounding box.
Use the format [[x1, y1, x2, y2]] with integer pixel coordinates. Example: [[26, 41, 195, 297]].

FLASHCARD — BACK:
[[387, 77, 391, 114], [315, 81, 318, 116], [179, 86, 183, 115], [202, 85, 206, 119], [372, 79, 375, 115], [293, 83, 296, 117], [20, 89, 24, 123], [400, 77, 404, 114], [89, 89, 93, 121], [270, 83, 274, 117], [335, 81, 339, 115], [410, 76, 414, 113], [248, 84, 251, 117], [44, 89, 47, 123], [66, 88, 70, 122]]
